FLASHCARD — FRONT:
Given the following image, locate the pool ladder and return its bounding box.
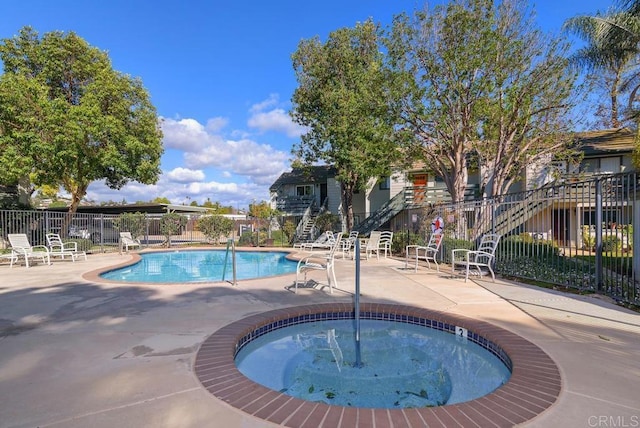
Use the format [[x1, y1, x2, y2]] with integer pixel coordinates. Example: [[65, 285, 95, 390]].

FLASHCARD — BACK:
[[222, 238, 237, 286]]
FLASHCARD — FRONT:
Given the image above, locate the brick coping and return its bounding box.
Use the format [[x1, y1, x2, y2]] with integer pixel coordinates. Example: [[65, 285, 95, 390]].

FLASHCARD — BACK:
[[195, 303, 561, 427]]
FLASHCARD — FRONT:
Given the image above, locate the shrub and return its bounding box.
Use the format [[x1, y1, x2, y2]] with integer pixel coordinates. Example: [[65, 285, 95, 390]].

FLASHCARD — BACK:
[[160, 213, 187, 247], [602, 235, 622, 252], [68, 238, 92, 252], [112, 212, 147, 238], [198, 215, 235, 244]]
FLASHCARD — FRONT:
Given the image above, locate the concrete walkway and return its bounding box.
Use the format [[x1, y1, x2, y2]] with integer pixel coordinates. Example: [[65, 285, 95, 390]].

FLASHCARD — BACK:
[[0, 251, 638, 428]]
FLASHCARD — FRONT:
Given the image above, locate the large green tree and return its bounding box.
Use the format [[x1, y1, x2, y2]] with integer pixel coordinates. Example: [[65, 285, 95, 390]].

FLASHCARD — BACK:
[[385, 0, 577, 202], [291, 19, 400, 230], [0, 27, 163, 213]]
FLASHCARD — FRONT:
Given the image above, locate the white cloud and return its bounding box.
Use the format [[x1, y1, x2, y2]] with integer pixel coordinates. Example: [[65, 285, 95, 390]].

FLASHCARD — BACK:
[[248, 108, 307, 137], [85, 102, 298, 208], [166, 167, 206, 183], [249, 93, 279, 113], [161, 117, 225, 151]]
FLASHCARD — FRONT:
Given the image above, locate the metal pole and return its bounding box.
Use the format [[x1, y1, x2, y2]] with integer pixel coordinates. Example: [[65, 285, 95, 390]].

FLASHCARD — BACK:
[[595, 178, 603, 291], [354, 239, 362, 368]]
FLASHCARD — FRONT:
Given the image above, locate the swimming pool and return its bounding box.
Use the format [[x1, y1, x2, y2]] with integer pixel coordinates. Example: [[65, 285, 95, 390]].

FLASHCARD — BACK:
[[100, 250, 298, 283]]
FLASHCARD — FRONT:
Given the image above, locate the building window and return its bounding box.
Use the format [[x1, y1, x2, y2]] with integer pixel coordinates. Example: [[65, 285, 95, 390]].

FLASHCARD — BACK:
[[580, 158, 600, 173], [296, 185, 313, 196], [378, 176, 390, 190]]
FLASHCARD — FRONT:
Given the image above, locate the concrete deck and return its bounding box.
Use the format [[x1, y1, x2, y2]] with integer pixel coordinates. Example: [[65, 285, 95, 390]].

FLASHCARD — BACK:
[[0, 250, 638, 427]]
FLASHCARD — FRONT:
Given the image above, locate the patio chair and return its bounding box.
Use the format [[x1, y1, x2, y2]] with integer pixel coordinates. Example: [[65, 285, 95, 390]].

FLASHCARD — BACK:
[[7, 233, 51, 268], [120, 232, 141, 253], [378, 231, 394, 258], [298, 231, 336, 251], [451, 233, 501, 282], [340, 230, 359, 259], [364, 231, 383, 260], [46, 233, 87, 262], [0, 252, 18, 266], [294, 232, 343, 294], [406, 232, 443, 272]]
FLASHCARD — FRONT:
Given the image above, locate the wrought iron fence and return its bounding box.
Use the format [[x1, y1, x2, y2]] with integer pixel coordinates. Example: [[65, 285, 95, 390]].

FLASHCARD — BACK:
[[0, 210, 293, 254], [361, 172, 639, 306]]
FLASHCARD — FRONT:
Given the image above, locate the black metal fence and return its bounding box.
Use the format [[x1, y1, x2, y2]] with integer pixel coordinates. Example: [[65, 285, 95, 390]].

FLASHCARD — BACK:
[[356, 172, 639, 306]]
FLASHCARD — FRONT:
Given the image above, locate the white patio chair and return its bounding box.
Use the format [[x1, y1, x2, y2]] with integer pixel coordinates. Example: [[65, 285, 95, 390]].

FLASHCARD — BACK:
[[451, 233, 501, 282], [7, 233, 51, 268], [120, 232, 141, 253], [340, 230, 359, 259], [46, 233, 87, 262], [406, 232, 444, 272], [294, 232, 343, 294], [378, 231, 394, 258], [365, 231, 383, 260]]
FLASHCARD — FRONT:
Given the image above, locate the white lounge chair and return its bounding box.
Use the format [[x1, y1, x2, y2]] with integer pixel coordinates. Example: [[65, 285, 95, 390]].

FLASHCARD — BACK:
[[451, 233, 501, 282], [406, 232, 443, 272], [46, 233, 87, 262], [294, 232, 343, 294], [120, 232, 141, 252], [7, 233, 51, 268], [364, 231, 382, 260], [298, 231, 336, 251]]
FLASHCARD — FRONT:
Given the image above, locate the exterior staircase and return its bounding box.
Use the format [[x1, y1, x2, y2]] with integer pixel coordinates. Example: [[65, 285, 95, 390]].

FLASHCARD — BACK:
[[353, 191, 407, 236]]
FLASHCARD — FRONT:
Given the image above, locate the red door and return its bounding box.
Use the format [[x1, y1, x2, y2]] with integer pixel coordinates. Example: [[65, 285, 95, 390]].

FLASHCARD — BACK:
[[413, 174, 427, 203]]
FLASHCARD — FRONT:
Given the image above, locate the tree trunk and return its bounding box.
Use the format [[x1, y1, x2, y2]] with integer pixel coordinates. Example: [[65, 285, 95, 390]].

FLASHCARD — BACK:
[[341, 182, 355, 231]]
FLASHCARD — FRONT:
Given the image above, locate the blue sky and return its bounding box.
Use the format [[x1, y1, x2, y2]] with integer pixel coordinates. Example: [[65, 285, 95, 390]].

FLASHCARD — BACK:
[[1, 0, 614, 209]]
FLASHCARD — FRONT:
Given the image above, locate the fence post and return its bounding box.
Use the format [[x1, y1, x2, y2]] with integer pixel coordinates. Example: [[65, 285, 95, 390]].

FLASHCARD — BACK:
[[595, 178, 603, 292]]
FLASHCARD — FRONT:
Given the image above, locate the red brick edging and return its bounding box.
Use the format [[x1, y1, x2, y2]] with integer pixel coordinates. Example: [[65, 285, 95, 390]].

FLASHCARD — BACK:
[[194, 303, 560, 427]]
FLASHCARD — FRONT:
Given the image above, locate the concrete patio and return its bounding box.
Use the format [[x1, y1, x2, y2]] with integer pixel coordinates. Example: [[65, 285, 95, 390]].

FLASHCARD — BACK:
[[0, 250, 638, 427]]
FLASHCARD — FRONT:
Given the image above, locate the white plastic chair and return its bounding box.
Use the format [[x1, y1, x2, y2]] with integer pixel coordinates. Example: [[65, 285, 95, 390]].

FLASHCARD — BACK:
[[294, 232, 343, 294], [407, 232, 443, 272], [451, 233, 501, 282], [378, 231, 394, 258], [8, 233, 51, 268], [46, 233, 87, 262], [365, 231, 382, 260], [340, 230, 359, 259]]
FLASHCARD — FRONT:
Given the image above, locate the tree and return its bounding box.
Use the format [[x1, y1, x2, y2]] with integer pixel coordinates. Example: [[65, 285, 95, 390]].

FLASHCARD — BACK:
[[198, 215, 235, 244], [152, 196, 171, 204], [385, 0, 578, 202], [478, 0, 578, 197], [566, 0, 640, 166], [0, 27, 163, 213], [291, 19, 400, 230], [564, 9, 640, 128], [112, 212, 147, 239], [160, 213, 187, 248]]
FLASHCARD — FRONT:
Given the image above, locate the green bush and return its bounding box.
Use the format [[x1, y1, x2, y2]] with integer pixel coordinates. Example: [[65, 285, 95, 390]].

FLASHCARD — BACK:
[[112, 212, 147, 239], [602, 235, 622, 252], [238, 230, 256, 247], [68, 238, 92, 252], [197, 215, 235, 244], [391, 232, 424, 256]]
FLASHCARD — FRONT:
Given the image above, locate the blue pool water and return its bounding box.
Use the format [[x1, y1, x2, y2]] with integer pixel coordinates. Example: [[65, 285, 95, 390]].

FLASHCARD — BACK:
[[235, 319, 511, 408], [100, 250, 298, 283]]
